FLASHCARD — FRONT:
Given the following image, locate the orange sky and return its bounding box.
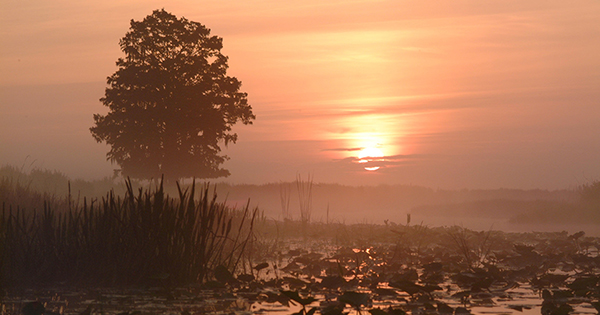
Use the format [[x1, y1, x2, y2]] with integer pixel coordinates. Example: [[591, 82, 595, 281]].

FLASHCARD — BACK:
[[1, 1, 600, 189]]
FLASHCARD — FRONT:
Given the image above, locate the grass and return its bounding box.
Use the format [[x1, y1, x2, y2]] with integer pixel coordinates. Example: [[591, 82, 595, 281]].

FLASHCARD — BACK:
[[447, 226, 496, 270], [0, 177, 259, 288], [0, 164, 127, 203], [280, 181, 292, 220], [296, 173, 313, 236]]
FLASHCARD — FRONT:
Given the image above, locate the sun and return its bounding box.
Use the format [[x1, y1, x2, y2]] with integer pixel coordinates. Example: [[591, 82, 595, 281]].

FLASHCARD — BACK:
[[358, 147, 384, 171]]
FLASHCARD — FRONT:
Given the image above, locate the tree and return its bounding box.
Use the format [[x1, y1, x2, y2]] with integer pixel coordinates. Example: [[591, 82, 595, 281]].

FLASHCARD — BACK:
[[90, 9, 255, 181]]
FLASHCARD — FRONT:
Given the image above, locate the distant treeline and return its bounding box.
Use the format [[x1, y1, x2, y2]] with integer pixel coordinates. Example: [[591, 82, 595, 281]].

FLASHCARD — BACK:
[[1, 165, 598, 226], [208, 181, 587, 225], [413, 198, 600, 225], [0, 165, 126, 208]]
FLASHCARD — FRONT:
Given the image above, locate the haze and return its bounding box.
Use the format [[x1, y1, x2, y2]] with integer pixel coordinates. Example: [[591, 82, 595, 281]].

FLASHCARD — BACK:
[[2, 0, 600, 190]]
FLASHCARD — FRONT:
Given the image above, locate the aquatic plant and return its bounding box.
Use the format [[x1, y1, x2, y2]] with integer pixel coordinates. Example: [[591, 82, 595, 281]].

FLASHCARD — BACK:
[[2, 218, 600, 315], [281, 290, 318, 315], [0, 164, 126, 203], [0, 178, 258, 288], [447, 226, 496, 269], [296, 173, 314, 231]]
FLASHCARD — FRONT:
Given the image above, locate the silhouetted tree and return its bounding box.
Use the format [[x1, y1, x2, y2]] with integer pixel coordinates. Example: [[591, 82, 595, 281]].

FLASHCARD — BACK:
[[91, 9, 254, 181]]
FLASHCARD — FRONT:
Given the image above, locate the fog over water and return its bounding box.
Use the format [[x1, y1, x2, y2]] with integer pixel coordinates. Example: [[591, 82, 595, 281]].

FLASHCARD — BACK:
[[3, 6, 600, 315], [208, 182, 600, 236]]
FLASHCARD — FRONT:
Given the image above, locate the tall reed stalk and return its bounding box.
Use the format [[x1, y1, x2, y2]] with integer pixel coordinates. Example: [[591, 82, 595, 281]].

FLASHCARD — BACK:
[[0, 178, 258, 288], [447, 226, 495, 270], [296, 174, 313, 236], [279, 182, 291, 220]]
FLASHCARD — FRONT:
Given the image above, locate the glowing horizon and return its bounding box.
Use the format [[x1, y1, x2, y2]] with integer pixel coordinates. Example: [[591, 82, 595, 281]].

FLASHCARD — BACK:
[[1, 0, 600, 189]]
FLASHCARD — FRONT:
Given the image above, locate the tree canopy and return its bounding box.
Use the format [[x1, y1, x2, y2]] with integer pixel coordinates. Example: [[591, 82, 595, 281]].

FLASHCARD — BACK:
[[90, 9, 255, 181]]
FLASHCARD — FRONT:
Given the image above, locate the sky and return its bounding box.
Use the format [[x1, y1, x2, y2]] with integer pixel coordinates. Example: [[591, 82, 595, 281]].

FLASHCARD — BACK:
[[1, 0, 600, 189]]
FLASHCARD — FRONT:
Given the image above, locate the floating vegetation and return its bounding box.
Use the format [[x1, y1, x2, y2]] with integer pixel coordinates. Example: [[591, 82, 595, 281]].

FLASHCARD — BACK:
[[1, 179, 600, 315]]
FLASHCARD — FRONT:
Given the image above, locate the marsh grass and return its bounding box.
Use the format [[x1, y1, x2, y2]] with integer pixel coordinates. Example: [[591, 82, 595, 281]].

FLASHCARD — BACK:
[[0, 168, 67, 216], [296, 174, 313, 237], [280, 182, 292, 221], [447, 226, 497, 269], [0, 165, 126, 203], [0, 178, 258, 288]]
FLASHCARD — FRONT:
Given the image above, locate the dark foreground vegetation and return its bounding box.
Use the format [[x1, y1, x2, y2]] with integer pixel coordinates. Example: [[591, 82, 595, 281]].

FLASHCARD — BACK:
[[1, 167, 600, 315], [1, 176, 259, 288], [2, 220, 600, 315]]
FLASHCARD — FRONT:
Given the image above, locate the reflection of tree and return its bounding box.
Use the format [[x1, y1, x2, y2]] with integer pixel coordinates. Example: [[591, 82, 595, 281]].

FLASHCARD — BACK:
[[90, 9, 254, 181]]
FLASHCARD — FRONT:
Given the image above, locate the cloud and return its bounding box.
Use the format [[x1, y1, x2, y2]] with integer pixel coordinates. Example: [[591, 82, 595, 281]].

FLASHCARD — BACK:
[[322, 147, 363, 152], [333, 153, 428, 171]]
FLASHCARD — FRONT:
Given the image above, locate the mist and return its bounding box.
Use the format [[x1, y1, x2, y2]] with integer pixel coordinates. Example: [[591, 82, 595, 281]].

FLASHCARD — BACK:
[[208, 180, 600, 236], [3, 2, 600, 314]]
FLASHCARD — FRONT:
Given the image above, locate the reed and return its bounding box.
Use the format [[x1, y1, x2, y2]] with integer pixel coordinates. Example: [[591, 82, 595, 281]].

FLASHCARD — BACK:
[[447, 226, 497, 269], [279, 181, 292, 220], [0, 178, 258, 288], [296, 173, 313, 237]]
